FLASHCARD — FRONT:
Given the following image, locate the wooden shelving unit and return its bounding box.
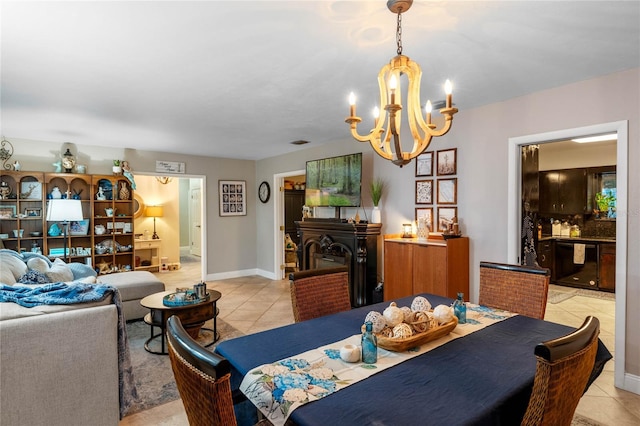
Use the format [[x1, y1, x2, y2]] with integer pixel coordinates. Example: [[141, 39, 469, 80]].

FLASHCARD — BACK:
[[0, 170, 137, 275]]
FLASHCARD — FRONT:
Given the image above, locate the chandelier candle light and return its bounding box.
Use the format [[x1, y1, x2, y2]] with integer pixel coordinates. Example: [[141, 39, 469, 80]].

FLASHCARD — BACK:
[[345, 0, 458, 167]]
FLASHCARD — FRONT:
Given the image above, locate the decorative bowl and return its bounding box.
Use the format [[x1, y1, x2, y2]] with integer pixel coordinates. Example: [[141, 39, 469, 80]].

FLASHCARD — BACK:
[[30, 231, 42, 237], [362, 316, 458, 352]]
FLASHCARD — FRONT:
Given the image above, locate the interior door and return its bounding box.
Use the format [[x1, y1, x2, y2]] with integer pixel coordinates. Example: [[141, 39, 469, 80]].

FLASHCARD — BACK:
[[190, 186, 202, 257]]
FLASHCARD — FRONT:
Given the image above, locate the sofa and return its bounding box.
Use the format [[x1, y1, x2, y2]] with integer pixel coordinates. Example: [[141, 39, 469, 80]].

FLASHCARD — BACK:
[[0, 249, 165, 321], [0, 250, 165, 425]]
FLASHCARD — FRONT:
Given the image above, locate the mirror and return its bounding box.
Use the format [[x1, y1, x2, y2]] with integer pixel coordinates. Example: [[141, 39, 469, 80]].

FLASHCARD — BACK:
[[133, 193, 145, 218]]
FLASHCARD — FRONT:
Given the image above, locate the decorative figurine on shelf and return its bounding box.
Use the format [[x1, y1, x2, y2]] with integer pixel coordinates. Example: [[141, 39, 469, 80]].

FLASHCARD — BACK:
[[13, 160, 21, 171], [121, 160, 137, 190], [96, 186, 106, 200], [72, 189, 83, 200], [0, 182, 12, 199], [49, 186, 62, 199], [48, 223, 61, 237], [52, 161, 62, 173], [119, 181, 130, 201], [62, 148, 76, 173]]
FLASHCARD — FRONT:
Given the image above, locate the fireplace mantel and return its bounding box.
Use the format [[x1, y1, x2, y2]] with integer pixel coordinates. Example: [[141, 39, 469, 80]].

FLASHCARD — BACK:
[[295, 219, 382, 307]]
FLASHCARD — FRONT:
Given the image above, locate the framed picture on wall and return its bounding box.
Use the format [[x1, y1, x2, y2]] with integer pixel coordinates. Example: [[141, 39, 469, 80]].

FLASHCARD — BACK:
[[415, 179, 433, 204], [219, 180, 246, 216], [437, 207, 457, 232], [437, 148, 457, 176], [415, 207, 433, 232], [415, 151, 433, 177], [437, 178, 457, 204]]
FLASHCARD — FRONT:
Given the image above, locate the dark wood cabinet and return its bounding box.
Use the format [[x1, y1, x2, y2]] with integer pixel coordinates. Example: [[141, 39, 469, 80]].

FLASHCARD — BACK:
[[537, 240, 555, 280], [599, 243, 616, 292], [284, 190, 305, 245], [539, 169, 587, 214]]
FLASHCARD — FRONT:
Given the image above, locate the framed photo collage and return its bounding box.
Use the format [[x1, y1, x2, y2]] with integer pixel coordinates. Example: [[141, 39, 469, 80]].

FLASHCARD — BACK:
[[414, 148, 458, 234]]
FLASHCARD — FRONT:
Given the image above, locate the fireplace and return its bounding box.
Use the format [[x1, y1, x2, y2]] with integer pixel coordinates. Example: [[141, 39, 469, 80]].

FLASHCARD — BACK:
[[295, 219, 381, 307]]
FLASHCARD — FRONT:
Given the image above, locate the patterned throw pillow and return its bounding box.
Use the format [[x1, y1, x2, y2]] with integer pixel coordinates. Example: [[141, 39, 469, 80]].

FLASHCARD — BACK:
[[17, 270, 51, 284]]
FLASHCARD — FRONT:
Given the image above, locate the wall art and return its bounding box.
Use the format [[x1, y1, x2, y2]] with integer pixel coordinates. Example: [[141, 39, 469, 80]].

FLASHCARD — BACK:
[[219, 180, 246, 216]]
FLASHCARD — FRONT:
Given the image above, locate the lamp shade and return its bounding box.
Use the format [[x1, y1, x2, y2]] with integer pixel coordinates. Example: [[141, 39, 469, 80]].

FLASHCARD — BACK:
[[46, 199, 83, 221], [145, 205, 164, 218]]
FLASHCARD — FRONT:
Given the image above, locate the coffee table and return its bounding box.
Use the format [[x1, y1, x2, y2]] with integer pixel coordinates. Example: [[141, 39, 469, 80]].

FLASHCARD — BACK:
[[140, 289, 221, 355]]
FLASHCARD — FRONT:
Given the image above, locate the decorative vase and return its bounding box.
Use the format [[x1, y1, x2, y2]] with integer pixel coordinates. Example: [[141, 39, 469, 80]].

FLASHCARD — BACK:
[[371, 206, 381, 224], [119, 182, 130, 200]]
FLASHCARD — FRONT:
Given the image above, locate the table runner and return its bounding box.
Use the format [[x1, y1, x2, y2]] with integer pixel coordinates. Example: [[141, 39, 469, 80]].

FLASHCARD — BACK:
[[239, 304, 516, 425]]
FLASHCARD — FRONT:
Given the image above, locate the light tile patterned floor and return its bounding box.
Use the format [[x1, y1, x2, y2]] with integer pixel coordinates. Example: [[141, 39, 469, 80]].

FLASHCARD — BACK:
[[120, 264, 640, 426]]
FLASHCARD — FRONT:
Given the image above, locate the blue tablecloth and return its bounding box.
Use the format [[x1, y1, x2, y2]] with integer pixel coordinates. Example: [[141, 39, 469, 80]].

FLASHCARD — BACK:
[[216, 293, 612, 425]]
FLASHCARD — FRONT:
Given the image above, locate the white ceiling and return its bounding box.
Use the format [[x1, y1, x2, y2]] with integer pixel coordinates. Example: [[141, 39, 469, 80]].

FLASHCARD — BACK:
[[1, 1, 639, 160]]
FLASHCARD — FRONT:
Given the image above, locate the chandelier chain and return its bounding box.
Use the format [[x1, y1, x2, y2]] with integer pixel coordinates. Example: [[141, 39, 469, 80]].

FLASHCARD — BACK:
[[396, 9, 403, 55]]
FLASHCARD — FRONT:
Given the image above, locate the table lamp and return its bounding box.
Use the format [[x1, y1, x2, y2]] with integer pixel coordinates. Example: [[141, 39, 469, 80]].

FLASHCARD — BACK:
[[145, 205, 163, 239], [46, 199, 83, 262]]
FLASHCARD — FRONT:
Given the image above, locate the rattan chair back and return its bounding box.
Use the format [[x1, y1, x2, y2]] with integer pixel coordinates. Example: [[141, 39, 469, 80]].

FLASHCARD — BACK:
[[521, 316, 600, 426], [166, 315, 237, 426], [289, 266, 351, 322], [479, 261, 550, 319]]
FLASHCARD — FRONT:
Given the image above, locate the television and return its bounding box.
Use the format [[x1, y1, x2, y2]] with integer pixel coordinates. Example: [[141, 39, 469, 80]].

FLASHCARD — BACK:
[[305, 153, 362, 207]]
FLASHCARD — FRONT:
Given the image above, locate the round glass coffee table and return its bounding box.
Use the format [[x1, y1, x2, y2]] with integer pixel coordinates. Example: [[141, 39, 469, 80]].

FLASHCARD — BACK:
[[140, 289, 221, 355]]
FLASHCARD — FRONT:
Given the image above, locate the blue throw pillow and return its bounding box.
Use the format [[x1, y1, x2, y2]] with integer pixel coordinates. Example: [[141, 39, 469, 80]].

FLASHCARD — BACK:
[[68, 263, 98, 279], [17, 270, 51, 284]]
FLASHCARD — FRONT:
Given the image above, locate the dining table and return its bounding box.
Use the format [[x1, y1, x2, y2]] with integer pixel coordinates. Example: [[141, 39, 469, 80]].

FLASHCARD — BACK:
[[215, 293, 612, 426]]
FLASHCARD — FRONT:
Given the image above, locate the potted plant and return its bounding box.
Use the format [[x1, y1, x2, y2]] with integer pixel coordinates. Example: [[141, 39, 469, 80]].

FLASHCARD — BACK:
[[370, 178, 386, 223], [595, 192, 616, 218], [112, 160, 122, 175]]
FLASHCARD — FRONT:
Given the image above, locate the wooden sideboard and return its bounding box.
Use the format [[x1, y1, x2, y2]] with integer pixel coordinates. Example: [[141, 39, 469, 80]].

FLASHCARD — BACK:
[[383, 237, 469, 301]]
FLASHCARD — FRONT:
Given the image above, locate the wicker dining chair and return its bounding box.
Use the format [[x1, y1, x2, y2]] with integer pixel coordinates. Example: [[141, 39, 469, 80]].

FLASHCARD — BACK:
[[521, 315, 600, 426], [289, 266, 351, 322], [166, 316, 270, 426], [479, 261, 551, 319]]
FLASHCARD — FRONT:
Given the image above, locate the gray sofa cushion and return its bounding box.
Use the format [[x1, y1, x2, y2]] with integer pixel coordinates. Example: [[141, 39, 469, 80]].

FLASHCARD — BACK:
[[97, 271, 164, 302]]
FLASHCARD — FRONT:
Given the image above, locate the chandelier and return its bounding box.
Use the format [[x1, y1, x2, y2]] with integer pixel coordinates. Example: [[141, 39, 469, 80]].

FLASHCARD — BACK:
[[345, 0, 458, 167]]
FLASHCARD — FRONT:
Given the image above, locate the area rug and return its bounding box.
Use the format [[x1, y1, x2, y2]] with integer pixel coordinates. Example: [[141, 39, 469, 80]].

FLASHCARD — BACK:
[[125, 318, 244, 415], [548, 288, 616, 304], [548, 289, 577, 304], [571, 413, 606, 426]]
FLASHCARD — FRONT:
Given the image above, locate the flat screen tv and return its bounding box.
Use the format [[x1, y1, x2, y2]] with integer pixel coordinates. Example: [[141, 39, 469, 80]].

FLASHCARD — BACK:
[[305, 153, 362, 207]]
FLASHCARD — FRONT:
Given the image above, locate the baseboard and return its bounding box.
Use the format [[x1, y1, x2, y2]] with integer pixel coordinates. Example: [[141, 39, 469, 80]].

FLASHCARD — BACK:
[[205, 268, 280, 281], [619, 372, 640, 395]]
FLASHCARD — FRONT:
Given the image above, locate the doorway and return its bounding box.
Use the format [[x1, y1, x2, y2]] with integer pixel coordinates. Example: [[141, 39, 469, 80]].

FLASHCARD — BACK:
[[134, 174, 206, 281], [274, 170, 305, 279], [507, 121, 630, 392]]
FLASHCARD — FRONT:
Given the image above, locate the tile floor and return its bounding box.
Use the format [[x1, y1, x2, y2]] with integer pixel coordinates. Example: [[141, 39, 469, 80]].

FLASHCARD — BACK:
[[120, 262, 640, 425]]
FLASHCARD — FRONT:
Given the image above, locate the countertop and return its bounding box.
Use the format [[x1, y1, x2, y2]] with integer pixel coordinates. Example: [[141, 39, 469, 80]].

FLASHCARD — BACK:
[[539, 236, 616, 243]]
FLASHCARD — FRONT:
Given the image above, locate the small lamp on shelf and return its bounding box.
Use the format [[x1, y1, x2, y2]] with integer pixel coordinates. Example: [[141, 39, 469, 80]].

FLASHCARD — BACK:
[[46, 199, 83, 262], [402, 223, 413, 238], [145, 205, 163, 239]]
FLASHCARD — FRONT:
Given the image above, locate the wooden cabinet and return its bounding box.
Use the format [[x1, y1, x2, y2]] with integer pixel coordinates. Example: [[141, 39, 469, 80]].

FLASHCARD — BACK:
[[0, 171, 45, 253], [135, 239, 161, 271], [599, 243, 616, 292], [384, 237, 469, 300], [539, 169, 587, 214]]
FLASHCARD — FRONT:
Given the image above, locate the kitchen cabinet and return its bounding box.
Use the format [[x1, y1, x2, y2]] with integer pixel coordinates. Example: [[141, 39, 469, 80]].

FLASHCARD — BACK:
[[384, 237, 469, 300], [537, 240, 555, 280], [539, 168, 587, 214], [599, 243, 616, 292]]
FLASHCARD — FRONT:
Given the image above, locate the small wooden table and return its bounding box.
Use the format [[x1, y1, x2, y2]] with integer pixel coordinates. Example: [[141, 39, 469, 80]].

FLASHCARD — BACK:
[[140, 290, 221, 355]]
